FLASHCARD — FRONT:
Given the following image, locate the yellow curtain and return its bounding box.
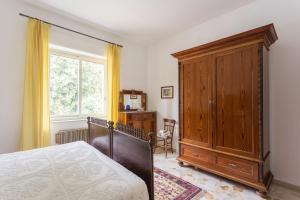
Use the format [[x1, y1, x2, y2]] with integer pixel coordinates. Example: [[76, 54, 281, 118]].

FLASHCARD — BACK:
[[107, 44, 121, 123], [20, 19, 50, 150]]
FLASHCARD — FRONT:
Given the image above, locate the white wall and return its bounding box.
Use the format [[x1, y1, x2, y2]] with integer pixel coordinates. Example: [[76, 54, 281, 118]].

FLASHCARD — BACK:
[[146, 0, 300, 186], [0, 0, 147, 153]]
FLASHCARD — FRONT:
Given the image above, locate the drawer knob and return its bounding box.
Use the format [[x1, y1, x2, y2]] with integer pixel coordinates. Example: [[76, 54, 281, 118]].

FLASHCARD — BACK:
[[228, 163, 237, 167], [192, 153, 199, 157]]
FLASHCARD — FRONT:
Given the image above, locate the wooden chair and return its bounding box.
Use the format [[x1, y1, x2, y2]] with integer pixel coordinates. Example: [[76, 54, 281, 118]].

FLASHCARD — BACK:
[[155, 118, 176, 158]]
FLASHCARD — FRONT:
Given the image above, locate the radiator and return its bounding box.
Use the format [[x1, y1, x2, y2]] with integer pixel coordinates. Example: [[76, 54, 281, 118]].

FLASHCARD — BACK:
[[55, 128, 88, 144]]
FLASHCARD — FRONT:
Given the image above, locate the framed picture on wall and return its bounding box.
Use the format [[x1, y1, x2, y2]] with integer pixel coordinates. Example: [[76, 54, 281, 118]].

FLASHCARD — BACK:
[[161, 86, 174, 99]]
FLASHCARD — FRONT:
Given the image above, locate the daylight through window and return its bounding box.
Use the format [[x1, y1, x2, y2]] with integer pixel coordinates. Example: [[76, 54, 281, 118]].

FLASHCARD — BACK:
[[49, 50, 106, 120]]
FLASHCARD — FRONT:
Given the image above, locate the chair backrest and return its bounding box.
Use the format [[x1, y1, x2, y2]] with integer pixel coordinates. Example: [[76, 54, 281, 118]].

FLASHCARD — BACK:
[[163, 118, 176, 137]]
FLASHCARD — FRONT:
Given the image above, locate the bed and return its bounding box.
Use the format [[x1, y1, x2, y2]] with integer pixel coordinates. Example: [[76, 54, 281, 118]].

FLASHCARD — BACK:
[[0, 117, 154, 200]]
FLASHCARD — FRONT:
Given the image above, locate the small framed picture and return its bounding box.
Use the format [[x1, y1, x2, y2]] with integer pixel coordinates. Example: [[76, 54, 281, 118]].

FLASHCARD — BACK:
[[161, 86, 174, 99]]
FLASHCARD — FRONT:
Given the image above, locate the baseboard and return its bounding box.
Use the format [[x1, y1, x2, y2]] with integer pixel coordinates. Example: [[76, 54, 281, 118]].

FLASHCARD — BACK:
[[273, 179, 300, 192]]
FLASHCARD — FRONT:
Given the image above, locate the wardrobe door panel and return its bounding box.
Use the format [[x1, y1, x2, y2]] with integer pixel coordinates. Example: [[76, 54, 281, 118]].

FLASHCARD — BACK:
[[214, 46, 259, 158], [182, 56, 213, 147]]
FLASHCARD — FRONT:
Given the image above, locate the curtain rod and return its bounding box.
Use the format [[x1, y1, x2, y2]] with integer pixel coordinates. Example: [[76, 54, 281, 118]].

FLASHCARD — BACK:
[[19, 13, 123, 48]]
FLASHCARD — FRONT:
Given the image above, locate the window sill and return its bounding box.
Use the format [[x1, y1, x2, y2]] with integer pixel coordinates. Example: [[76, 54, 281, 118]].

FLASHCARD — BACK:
[[51, 118, 87, 123], [51, 116, 107, 123]]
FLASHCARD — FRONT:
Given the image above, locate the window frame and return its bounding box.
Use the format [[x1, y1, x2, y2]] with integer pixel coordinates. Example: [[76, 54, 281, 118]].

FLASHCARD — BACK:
[[49, 48, 107, 122]]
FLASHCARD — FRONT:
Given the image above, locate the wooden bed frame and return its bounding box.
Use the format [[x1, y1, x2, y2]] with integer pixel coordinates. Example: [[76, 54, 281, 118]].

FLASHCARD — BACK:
[[87, 117, 154, 200]]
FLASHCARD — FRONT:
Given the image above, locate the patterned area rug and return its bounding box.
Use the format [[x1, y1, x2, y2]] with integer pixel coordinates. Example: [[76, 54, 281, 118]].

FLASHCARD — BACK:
[[154, 167, 202, 200]]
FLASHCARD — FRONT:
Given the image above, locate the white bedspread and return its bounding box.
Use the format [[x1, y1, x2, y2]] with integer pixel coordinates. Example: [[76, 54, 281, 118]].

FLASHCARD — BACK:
[[0, 141, 149, 200]]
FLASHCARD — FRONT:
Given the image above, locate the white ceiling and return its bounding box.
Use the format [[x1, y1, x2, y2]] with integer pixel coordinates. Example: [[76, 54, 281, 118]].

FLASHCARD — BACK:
[[24, 0, 255, 45]]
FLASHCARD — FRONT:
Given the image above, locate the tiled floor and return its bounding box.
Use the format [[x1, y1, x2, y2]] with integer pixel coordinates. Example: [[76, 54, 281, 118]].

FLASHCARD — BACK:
[[154, 153, 300, 200]]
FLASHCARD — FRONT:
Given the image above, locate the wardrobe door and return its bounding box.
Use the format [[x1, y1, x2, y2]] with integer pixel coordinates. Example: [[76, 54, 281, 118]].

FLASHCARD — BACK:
[[214, 45, 259, 158], [181, 55, 213, 148]]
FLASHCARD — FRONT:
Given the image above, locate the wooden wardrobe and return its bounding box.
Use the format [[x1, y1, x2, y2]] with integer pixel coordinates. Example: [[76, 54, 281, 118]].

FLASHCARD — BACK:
[[172, 24, 278, 195]]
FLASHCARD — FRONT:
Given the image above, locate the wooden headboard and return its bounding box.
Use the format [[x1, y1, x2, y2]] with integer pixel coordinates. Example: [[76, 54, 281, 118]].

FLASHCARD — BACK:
[[87, 117, 112, 158], [87, 117, 154, 200]]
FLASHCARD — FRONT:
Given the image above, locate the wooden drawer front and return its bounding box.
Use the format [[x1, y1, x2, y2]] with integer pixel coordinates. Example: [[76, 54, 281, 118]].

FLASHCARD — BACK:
[[123, 112, 155, 121], [143, 113, 154, 120], [215, 154, 258, 181], [181, 144, 214, 165], [130, 114, 142, 121]]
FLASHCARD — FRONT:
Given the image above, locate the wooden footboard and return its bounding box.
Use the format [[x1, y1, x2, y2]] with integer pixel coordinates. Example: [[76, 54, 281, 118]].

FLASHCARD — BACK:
[[87, 117, 154, 200], [114, 123, 154, 200]]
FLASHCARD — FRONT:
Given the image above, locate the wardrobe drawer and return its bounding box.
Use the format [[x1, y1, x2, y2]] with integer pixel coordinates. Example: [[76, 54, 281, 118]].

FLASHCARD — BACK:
[[181, 144, 214, 165], [215, 154, 258, 181]]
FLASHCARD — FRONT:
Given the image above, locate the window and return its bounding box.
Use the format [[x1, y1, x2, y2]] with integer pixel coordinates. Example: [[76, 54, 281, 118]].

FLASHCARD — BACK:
[[49, 48, 106, 120]]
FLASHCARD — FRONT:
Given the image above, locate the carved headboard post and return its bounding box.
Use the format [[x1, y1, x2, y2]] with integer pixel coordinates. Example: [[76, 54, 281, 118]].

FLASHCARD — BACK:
[[149, 132, 155, 151], [87, 117, 91, 144], [107, 121, 114, 158], [148, 131, 155, 199]]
